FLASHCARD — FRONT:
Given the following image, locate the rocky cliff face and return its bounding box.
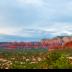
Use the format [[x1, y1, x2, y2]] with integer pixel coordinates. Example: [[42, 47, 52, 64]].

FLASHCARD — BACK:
[[1, 36, 72, 50], [40, 36, 72, 43], [48, 40, 72, 51]]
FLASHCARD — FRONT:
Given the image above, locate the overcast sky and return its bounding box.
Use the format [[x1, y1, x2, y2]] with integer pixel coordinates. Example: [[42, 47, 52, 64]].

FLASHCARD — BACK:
[[0, 0, 72, 42]]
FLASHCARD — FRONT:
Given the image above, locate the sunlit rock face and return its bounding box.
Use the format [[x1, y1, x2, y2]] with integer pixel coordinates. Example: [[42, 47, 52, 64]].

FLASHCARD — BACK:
[[40, 36, 72, 46], [48, 40, 72, 51], [65, 41, 72, 47], [40, 36, 72, 43], [0, 42, 11, 49], [1, 36, 72, 50]]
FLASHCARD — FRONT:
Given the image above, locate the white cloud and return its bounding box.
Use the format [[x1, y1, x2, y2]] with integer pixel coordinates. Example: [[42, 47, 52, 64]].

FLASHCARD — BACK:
[[0, 21, 71, 37], [0, 27, 31, 37], [24, 30, 35, 33], [0, 18, 72, 38], [38, 31, 41, 33], [61, 31, 72, 35], [52, 31, 72, 36], [44, 29, 55, 31]]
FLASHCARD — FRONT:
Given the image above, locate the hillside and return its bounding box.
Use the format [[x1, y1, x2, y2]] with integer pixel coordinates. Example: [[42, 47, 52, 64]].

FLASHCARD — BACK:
[[0, 42, 12, 45], [48, 39, 72, 51], [40, 36, 72, 43], [1, 36, 72, 49]]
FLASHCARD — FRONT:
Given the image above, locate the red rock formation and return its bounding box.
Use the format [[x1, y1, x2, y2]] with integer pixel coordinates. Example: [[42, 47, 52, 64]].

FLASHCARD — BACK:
[[18, 46, 24, 48], [2, 36, 72, 50], [33, 46, 37, 48], [48, 40, 72, 51], [34, 43, 38, 46], [24, 42, 28, 46], [19, 41, 24, 46], [40, 36, 72, 43], [41, 42, 46, 46], [29, 42, 33, 47], [51, 46, 62, 49], [35, 46, 41, 49], [65, 41, 72, 46], [62, 42, 66, 46], [17, 41, 24, 46], [42, 46, 48, 48], [12, 41, 17, 46], [17, 42, 21, 46], [24, 46, 31, 49], [48, 46, 62, 51], [7, 46, 18, 49], [0, 43, 11, 49]]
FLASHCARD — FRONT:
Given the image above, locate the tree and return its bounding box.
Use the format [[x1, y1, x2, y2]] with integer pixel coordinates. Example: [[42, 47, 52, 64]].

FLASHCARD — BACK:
[[8, 65, 25, 69], [45, 51, 61, 65], [48, 54, 72, 69]]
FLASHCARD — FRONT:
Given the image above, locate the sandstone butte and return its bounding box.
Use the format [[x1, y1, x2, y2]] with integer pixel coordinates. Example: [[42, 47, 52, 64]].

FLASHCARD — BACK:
[[48, 40, 72, 51], [1, 36, 72, 49], [40, 36, 72, 43]]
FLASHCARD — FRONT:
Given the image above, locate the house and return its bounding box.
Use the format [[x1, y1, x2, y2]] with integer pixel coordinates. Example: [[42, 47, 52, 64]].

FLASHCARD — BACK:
[[26, 59, 30, 61], [2, 60, 7, 62], [23, 57, 26, 59], [37, 57, 42, 61], [10, 58, 15, 60], [32, 58, 36, 61], [20, 62, 25, 64], [0, 58, 7, 62]]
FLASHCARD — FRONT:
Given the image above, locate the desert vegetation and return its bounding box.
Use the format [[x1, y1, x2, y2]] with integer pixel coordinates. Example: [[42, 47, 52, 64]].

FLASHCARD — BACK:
[[0, 36, 72, 69], [0, 47, 72, 69]]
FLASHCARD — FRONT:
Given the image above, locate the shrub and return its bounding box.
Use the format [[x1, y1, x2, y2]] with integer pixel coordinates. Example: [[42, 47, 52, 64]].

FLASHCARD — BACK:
[[48, 54, 72, 69], [45, 51, 61, 65], [8, 65, 25, 69]]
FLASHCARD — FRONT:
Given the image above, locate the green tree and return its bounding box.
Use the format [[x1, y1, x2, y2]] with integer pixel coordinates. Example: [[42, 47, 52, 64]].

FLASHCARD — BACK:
[[45, 51, 61, 65], [8, 65, 25, 69], [48, 54, 72, 69]]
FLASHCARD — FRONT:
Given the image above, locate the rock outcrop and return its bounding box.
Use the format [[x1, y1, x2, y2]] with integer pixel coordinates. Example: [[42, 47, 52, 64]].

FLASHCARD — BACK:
[[48, 40, 72, 51], [40, 36, 72, 44], [1, 36, 72, 49], [0, 42, 11, 49], [40, 36, 72, 43]]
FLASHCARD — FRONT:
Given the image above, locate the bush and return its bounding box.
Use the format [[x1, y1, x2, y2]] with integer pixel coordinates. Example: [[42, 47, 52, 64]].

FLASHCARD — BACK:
[[8, 65, 25, 69], [48, 54, 72, 69], [45, 51, 61, 65]]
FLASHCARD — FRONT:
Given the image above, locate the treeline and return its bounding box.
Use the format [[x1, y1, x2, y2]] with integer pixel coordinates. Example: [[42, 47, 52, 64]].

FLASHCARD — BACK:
[[0, 42, 12, 45]]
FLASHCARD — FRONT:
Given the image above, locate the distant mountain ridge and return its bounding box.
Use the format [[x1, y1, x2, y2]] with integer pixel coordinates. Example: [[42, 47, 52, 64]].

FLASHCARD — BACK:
[[0, 42, 12, 45], [40, 36, 72, 43], [1, 36, 72, 49]]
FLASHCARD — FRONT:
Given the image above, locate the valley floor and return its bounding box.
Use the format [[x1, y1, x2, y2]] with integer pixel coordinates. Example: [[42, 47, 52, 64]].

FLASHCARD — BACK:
[[0, 48, 72, 69]]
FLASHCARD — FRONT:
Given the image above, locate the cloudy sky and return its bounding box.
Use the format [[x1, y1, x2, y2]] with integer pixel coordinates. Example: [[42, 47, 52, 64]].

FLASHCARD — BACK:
[[0, 0, 72, 42]]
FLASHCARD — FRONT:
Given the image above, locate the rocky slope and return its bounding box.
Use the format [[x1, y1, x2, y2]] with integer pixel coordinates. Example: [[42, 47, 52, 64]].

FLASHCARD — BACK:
[[48, 38, 72, 51], [1, 36, 72, 49], [40, 36, 72, 43], [0, 42, 12, 49]]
